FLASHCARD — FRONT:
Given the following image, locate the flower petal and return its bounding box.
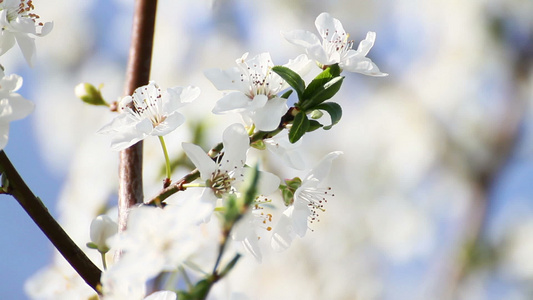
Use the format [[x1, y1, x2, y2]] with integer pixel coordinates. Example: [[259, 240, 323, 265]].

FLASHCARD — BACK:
[[182, 142, 216, 181], [14, 32, 35, 67], [212, 92, 251, 114], [204, 67, 248, 92], [251, 97, 288, 131], [282, 29, 321, 49], [305, 151, 343, 183], [220, 123, 249, 173], [151, 111, 185, 136]]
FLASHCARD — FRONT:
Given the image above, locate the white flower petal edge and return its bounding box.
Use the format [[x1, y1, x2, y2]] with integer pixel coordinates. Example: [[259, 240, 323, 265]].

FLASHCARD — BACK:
[[0, 69, 34, 150], [98, 81, 199, 151], [271, 151, 343, 251], [205, 52, 312, 131], [144, 290, 177, 300], [283, 12, 387, 76]]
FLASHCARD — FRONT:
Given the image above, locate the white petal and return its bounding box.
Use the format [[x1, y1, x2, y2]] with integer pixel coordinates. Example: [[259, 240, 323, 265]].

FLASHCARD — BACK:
[[212, 92, 250, 114], [282, 29, 321, 49], [14, 33, 35, 67], [0, 31, 15, 56], [283, 54, 313, 79], [144, 290, 177, 300], [248, 94, 268, 110], [38, 22, 54, 36], [151, 112, 185, 136], [0, 122, 9, 150], [343, 55, 388, 76], [182, 142, 216, 181], [251, 97, 288, 131], [204, 67, 248, 92], [305, 151, 343, 183], [243, 168, 280, 196], [271, 210, 295, 251], [292, 200, 311, 237], [315, 12, 346, 39], [220, 123, 249, 172], [4, 95, 34, 121], [356, 31, 376, 57], [165, 85, 200, 111]]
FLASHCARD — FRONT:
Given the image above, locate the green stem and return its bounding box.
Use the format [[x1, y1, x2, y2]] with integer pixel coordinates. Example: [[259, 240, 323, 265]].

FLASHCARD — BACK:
[[101, 252, 107, 270], [159, 136, 171, 180]]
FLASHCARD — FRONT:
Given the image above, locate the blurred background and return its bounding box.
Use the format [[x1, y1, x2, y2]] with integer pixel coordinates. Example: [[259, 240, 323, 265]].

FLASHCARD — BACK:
[[1, 0, 533, 299]]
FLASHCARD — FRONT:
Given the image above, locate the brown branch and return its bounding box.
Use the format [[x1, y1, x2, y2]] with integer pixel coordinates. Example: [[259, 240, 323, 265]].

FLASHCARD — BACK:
[[117, 0, 158, 233], [0, 151, 102, 293]]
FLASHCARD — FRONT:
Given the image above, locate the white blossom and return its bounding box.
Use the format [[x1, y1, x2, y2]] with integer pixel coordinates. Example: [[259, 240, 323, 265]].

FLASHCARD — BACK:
[[98, 81, 200, 151], [0, 68, 34, 150], [272, 151, 342, 251], [283, 12, 386, 76], [204, 52, 311, 131], [0, 0, 53, 66], [182, 123, 280, 207]]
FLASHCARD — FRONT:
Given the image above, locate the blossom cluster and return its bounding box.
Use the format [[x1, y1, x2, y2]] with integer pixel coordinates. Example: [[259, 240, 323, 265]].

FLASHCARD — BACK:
[[14, 8, 386, 300]]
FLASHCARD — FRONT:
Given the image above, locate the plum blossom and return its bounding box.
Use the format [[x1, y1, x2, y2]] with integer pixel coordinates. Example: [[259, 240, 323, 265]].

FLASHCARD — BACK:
[[231, 203, 274, 262], [282, 12, 387, 76], [102, 201, 212, 299], [98, 81, 200, 151], [182, 123, 280, 208], [272, 151, 342, 251], [0, 0, 53, 66], [204, 52, 311, 131], [0, 68, 34, 150]]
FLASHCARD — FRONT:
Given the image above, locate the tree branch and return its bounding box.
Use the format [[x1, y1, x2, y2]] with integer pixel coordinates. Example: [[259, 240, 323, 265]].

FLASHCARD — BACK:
[[118, 0, 158, 233], [0, 151, 102, 293]]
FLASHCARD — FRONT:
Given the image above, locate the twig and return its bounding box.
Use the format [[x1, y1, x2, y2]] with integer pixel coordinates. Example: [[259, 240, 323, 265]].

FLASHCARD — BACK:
[[0, 151, 102, 293]]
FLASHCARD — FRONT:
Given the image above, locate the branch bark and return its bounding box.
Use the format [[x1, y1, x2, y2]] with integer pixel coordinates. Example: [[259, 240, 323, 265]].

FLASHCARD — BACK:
[[0, 151, 102, 293], [118, 0, 158, 233]]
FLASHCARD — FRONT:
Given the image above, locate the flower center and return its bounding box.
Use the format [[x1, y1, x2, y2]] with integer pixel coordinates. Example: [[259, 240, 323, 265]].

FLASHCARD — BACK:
[[321, 28, 354, 60], [207, 169, 234, 198], [131, 84, 167, 128], [239, 59, 282, 99], [1, 0, 40, 22], [299, 186, 334, 225]]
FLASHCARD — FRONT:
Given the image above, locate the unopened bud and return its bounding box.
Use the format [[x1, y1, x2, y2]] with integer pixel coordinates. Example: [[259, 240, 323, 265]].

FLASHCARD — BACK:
[[75, 83, 108, 106], [89, 215, 117, 253]]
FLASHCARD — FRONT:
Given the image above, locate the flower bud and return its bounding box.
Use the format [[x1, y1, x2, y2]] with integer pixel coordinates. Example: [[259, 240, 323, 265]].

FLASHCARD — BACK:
[[89, 215, 117, 253], [75, 83, 108, 106]]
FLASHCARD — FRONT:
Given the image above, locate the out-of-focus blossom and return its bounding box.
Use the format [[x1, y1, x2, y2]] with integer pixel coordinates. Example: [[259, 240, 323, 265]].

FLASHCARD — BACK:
[[232, 204, 274, 262], [283, 12, 386, 76], [0, 0, 53, 66], [24, 261, 97, 300], [98, 81, 200, 151], [272, 151, 342, 251], [204, 52, 311, 131], [102, 201, 211, 298], [0, 68, 33, 150]]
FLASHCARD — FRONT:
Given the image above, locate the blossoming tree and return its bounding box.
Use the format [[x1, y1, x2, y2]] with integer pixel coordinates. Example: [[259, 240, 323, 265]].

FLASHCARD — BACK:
[[0, 2, 389, 299]]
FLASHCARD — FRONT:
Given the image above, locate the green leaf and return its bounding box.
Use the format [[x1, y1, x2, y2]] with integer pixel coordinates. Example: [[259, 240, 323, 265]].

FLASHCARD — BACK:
[[316, 102, 342, 130], [302, 64, 341, 100], [280, 89, 293, 99], [272, 66, 305, 100], [307, 119, 323, 132], [302, 76, 344, 110], [289, 112, 309, 143]]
